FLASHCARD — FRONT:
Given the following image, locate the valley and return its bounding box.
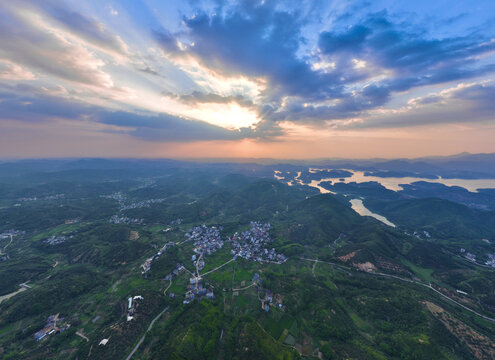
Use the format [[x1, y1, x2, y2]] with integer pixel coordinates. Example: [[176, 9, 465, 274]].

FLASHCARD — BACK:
[[0, 159, 494, 359]]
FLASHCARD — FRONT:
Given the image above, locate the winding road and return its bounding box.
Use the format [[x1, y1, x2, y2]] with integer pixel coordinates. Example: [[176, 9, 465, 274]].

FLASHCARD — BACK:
[[163, 279, 172, 296], [201, 258, 235, 277], [373, 271, 495, 323], [232, 282, 256, 292], [75, 331, 89, 342], [125, 306, 170, 360], [299, 257, 495, 323], [0, 235, 13, 255]]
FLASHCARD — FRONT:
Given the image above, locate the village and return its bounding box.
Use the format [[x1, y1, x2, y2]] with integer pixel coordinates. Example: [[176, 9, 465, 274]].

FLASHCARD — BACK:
[[44, 234, 75, 245], [32, 219, 289, 346], [183, 225, 224, 303], [253, 273, 285, 313], [484, 252, 495, 268], [120, 198, 166, 211], [460, 248, 477, 262], [18, 194, 65, 202], [109, 214, 143, 225], [183, 276, 215, 304], [101, 191, 168, 212], [186, 225, 224, 253], [34, 314, 70, 342], [157, 222, 289, 305], [230, 222, 287, 263], [0, 229, 25, 239]]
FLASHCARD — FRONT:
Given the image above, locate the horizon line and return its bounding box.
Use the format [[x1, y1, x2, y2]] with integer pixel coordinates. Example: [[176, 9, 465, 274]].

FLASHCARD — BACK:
[[1, 151, 494, 164]]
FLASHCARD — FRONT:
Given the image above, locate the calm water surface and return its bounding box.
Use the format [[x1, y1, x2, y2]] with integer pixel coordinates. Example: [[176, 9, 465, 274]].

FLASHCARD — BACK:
[[274, 168, 495, 226], [309, 169, 495, 192], [350, 199, 396, 227]]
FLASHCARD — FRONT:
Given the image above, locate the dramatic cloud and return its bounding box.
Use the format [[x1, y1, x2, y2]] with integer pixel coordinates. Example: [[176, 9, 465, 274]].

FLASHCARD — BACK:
[[321, 12, 495, 81], [97, 110, 258, 142], [0, 59, 36, 81], [0, 84, 261, 142], [172, 91, 254, 108], [42, 4, 129, 57], [155, 2, 343, 101], [0, 0, 494, 157], [340, 82, 495, 129], [154, 2, 495, 128], [0, 4, 114, 88]]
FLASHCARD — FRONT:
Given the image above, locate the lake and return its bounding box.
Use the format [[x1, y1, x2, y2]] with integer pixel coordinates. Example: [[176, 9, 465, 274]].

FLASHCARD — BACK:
[[277, 169, 495, 192], [309, 169, 495, 192], [350, 199, 396, 227], [274, 168, 495, 227]]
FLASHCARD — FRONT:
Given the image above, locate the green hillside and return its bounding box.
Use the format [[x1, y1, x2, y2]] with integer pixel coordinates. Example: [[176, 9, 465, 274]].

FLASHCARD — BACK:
[[365, 198, 495, 240], [0, 165, 493, 360]]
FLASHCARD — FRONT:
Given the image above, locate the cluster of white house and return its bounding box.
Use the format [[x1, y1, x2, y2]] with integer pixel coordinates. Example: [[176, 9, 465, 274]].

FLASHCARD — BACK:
[[230, 222, 286, 263]]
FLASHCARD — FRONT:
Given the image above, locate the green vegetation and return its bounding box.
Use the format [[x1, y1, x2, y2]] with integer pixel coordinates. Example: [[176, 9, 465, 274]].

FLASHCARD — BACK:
[[365, 197, 495, 240], [0, 161, 493, 359]]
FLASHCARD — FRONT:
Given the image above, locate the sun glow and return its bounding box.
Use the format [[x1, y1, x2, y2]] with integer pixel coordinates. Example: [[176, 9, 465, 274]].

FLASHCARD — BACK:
[[184, 102, 260, 129]]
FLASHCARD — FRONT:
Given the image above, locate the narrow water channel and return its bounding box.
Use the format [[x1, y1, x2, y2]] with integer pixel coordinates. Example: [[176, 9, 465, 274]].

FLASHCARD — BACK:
[[349, 199, 396, 227]]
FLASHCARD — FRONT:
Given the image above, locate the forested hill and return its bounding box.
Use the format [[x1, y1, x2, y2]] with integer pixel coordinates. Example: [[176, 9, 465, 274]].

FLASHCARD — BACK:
[[0, 160, 494, 359]]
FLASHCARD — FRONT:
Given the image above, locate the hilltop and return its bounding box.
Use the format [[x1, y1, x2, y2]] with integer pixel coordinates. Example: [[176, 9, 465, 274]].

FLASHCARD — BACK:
[[0, 160, 493, 359]]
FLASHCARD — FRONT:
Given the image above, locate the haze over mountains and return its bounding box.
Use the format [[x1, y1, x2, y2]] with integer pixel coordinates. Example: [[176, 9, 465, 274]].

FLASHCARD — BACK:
[[2, 152, 495, 176], [0, 157, 494, 359], [1, 0, 495, 358]]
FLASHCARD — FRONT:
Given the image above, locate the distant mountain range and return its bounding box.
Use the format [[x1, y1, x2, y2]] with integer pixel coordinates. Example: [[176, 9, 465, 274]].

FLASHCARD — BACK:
[[1, 152, 495, 179]]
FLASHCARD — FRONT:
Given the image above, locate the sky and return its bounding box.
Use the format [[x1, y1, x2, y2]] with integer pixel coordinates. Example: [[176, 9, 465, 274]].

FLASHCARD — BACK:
[[1, 0, 495, 159]]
